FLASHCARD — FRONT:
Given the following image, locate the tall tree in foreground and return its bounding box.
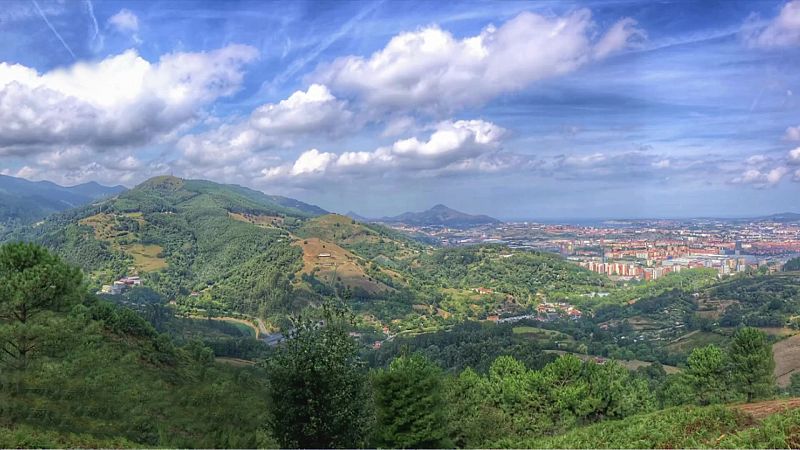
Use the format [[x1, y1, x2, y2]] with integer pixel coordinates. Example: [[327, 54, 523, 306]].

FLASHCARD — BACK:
[[264, 302, 370, 448], [0, 242, 83, 370], [371, 353, 451, 448], [728, 327, 775, 402], [684, 344, 730, 405]]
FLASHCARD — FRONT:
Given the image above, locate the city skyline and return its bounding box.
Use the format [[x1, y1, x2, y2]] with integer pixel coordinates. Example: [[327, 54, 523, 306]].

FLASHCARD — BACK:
[[1, 0, 799, 218]]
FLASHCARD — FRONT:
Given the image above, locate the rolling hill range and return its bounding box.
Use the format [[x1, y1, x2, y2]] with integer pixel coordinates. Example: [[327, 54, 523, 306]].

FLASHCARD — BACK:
[[375, 204, 502, 227], [0, 174, 125, 230], [2, 175, 611, 333], [7, 174, 800, 354]]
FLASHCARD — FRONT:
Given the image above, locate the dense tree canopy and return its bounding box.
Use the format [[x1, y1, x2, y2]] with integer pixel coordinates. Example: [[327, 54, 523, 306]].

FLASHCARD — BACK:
[[372, 354, 451, 448], [264, 303, 371, 448]]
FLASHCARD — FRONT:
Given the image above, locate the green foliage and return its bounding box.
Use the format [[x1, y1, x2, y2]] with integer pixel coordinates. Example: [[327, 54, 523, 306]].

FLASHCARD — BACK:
[[684, 345, 731, 405], [372, 354, 451, 448], [412, 245, 608, 298], [501, 405, 748, 449], [713, 274, 800, 327], [367, 321, 557, 373], [0, 423, 139, 448], [1, 296, 274, 448], [0, 244, 274, 448], [717, 406, 800, 448], [444, 354, 656, 447], [601, 269, 718, 305], [502, 403, 800, 449], [728, 327, 775, 402], [0, 242, 84, 369], [789, 373, 800, 396], [264, 303, 371, 448], [661, 328, 775, 408]]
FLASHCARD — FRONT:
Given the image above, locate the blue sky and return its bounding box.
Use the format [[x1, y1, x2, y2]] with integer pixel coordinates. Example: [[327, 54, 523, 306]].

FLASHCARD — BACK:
[[1, 0, 799, 219]]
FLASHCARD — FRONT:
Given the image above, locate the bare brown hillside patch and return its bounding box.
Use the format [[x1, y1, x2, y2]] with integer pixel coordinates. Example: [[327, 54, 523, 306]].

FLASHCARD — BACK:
[[733, 398, 800, 420], [774, 334, 800, 387], [294, 237, 392, 295]]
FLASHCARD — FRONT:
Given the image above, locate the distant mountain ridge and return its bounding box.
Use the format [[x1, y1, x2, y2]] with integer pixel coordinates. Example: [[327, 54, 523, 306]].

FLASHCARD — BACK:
[[755, 212, 800, 222], [345, 211, 370, 222], [0, 174, 125, 228], [376, 204, 501, 227]]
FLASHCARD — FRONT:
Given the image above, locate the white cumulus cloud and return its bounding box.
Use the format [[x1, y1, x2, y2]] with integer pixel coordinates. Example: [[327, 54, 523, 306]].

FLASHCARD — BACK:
[[0, 45, 258, 154], [177, 84, 352, 166], [789, 147, 800, 164], [263, 120, 506, 181], [731, 166, 789, 188], [744, 0, 800, 48], [315, 10, 644, 113]]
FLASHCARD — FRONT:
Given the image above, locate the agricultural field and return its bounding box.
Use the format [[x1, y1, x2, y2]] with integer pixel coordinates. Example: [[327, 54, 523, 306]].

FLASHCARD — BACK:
[[79, 212, 167, 272]]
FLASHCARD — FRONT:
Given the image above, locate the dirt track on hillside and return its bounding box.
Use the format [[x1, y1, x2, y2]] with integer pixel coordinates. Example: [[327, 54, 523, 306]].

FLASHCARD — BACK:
[[733, 398, 800, 420]]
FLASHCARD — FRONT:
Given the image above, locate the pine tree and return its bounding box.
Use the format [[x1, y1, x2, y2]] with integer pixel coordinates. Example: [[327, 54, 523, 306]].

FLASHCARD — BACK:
[[684, 344, 730, 405], [372, 354, 452, 448], [728, 327, 775, 402], [0, 242, 84, 370]]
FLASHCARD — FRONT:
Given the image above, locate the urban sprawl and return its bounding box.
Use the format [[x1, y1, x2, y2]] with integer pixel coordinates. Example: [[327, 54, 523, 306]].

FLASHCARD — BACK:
[[387, 218, 800, 280]]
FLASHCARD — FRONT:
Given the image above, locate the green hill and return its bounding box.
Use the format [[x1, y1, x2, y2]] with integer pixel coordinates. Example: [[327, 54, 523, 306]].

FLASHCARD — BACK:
[[0, 298, 274, 448], [2, 176, 323, 319], [500, 400, 800, 449], [0, 242, 273, 447], [2, 176, 617, 335]]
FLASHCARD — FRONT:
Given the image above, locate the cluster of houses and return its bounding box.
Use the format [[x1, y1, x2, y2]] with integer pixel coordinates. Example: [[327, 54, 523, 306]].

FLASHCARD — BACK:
[[98, 276, 142, 295], [536, 302, 583, 321]]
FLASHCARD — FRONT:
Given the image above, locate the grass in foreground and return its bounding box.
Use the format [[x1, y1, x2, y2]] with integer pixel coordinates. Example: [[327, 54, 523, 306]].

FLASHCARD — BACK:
[[497, 400, 800, 449]]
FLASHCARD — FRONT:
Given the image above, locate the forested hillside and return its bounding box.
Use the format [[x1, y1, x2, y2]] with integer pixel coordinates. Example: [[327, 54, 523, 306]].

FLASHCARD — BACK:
[[5, 176, 800, 373], [1, 176, 616, 337], [0, 243, 273, 447], [2, 242, 797, 449]]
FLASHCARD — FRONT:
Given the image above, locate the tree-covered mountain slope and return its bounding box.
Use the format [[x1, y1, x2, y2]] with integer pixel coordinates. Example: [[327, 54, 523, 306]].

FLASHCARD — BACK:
[[0, 243, 273, 448], [2, 243, 791, 449], [1, 176, 612, 334], [2, 176, 323, 318]]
